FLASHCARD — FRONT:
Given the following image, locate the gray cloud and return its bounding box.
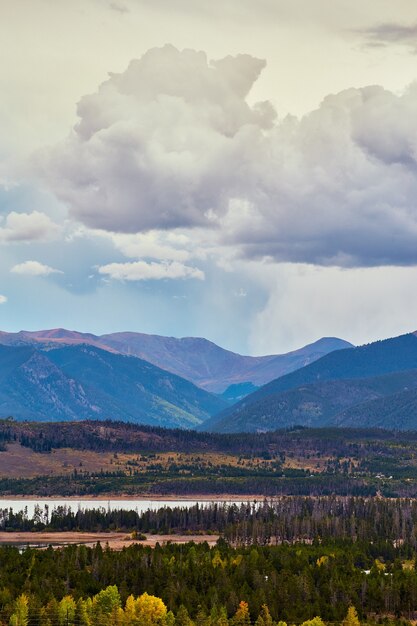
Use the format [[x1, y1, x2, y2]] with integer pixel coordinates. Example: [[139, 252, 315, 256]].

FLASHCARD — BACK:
[[39, 46, 417, 268], [358, 22, 417, 52], [109, 2, 129, 14]]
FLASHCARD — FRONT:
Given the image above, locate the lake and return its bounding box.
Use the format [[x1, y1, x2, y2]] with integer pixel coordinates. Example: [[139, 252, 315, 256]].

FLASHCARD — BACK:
[[0, 498, 249, 517]]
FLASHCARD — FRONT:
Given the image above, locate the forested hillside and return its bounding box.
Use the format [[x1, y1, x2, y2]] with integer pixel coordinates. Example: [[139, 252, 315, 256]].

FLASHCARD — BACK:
[[2, 421, 417, 497], [0, 345, 227, 428], [206, 334, 417, 432]]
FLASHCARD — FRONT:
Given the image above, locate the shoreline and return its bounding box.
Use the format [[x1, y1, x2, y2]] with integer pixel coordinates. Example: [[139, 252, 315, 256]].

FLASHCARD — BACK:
[[0, 494, 264, 502]]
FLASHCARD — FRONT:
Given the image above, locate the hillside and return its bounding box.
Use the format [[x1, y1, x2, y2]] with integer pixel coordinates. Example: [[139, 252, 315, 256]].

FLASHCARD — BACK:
[[0, 329, 353, 392], [204, 369, 417, 433], [4, 421, 417, 497], [0, 344, 226, 428], [204, 333, 417, 432], [335, 386, 417, 429]]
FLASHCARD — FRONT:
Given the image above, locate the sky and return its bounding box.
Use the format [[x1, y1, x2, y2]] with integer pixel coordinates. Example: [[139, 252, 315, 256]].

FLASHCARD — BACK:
[[2, 0, 417, 355]]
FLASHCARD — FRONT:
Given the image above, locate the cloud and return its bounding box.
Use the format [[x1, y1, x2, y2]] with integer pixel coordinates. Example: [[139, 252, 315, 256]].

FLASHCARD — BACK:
[[109, 1, 129, 13], [0, 295, 7, 304], [247, 263, 417, 355], [358, 22, 417, 52], [0, 211, 61, 242], [218, 83, 417, 267], [11, 261, 63, 276], [105, 230, 191, 262], [38, 45, 273, 233], [39, 45, 417, 268], [98, 260, 204, 281]]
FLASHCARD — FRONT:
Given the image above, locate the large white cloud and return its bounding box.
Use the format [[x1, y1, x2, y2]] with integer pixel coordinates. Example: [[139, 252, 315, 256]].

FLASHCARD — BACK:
[[220, 84, 417, 266], [0, 295, 7, 304], [39, 45, 417, 267], [40, 45, 272, 233], [0, 211, 61, 242]]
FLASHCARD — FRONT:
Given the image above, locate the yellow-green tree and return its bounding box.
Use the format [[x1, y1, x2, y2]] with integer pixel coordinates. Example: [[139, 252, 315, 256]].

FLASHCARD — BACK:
[[58, 595, 76, 626], [90, 586, 123, 626], [255, 604, 273, 626], [9, 594, 29, 626], [124, 592, 167, 625], [301, 618, 325, 626], [74, 598, 90, 626], [175, 606, 194, 626], [342, 606, 360, 626], [209, 606, 228, 626]]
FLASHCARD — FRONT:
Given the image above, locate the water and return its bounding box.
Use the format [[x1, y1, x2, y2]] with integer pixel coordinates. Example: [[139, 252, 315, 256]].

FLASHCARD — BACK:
[[0, 498, 248, 517]]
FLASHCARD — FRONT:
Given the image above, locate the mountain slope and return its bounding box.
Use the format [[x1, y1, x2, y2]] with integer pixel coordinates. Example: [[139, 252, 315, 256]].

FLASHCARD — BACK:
[[204, 369, 417, 433], [0, 344, 227, 428], [334, 386, 417, 430], [204, 333, 417, 432], [0, 329, 353, 392]]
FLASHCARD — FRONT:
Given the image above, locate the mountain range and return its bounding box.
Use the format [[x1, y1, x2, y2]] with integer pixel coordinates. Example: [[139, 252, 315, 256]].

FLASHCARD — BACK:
[[0, 329, 352, 428], [0, 329, 352, 392], [4, 327, 417, 433]]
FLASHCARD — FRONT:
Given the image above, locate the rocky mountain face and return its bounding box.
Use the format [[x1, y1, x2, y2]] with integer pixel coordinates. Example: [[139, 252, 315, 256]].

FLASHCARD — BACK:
[[0, 344, 227, 428]]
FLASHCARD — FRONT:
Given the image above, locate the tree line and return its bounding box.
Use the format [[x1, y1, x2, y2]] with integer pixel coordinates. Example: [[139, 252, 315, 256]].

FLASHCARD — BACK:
[[4, 497, 417, 546]]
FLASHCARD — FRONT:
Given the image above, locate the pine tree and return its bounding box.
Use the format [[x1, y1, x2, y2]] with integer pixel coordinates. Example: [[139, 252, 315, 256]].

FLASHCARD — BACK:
[[255, 605, 273, 626], [175, 606, 194, 626]]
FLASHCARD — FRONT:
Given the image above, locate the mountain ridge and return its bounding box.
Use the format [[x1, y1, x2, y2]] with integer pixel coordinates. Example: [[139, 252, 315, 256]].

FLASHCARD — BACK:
[[0, 343, 227, 428], [0, 329, 353, 392], [204, 333, 417, 432]]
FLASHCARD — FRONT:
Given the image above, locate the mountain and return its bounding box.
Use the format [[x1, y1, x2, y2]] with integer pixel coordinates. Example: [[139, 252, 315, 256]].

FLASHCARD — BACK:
[[206, 369, 417, 433], [204, 333, 417, 432], [0, 344, 227, 428], [0, 329, 353, 392], [334, 385, 417, 430]]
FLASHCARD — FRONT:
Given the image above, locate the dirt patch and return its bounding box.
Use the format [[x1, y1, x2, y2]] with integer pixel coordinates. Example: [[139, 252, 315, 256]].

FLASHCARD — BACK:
[[0, 531, 219, 550]]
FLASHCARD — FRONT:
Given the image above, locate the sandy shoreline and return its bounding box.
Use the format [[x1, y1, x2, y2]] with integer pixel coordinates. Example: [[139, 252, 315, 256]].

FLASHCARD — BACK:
[[0, 531, 220, 550]]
